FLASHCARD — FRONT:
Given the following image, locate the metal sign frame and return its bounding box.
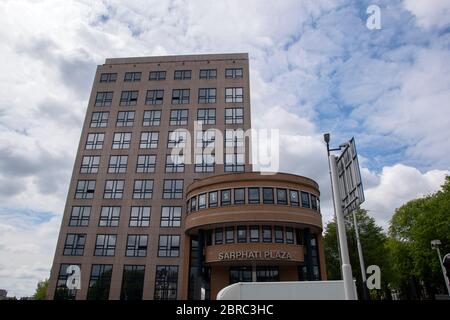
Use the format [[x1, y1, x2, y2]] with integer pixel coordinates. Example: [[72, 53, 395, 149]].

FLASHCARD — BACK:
[[336, 137, 365, 215]]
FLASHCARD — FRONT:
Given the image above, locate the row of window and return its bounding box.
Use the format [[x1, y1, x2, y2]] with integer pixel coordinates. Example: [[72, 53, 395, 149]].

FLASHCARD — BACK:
[[206, 225, 306, 245], [90, 108, 244, 128], [188, 187, 320, 212], [68, 206, 181, 228], [80, 153, 244, 175], [95, 88, 244, 107], [63, 234, 180, 257], [100, 68, 243, 83], [55, 264, 178, 300], [85, 127, 246, 150], [74, 179, 183, 200]]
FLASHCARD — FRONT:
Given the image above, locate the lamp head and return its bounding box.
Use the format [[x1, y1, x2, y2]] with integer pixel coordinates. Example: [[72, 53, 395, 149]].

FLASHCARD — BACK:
[[324, 133, 330, 144], [431, 239, 441, 249]]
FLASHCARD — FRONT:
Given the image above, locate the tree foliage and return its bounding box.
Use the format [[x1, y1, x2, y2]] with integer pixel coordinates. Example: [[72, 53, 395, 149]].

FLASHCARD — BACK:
[[33, 279, 48, 300]]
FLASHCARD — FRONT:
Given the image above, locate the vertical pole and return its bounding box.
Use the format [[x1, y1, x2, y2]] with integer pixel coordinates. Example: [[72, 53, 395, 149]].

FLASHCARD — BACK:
[[352, 209, 369, 300], [329, 154, 357, 300], [436, 247, 450, 295]]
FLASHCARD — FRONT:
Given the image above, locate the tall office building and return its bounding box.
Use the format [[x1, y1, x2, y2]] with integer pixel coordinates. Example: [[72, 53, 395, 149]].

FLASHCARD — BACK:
[[47, 53, 325, 300]]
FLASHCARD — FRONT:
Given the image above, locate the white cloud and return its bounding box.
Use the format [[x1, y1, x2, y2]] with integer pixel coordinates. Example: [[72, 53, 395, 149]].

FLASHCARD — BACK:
[[362, 164, 449, 229], [403, 0, 450, 29]]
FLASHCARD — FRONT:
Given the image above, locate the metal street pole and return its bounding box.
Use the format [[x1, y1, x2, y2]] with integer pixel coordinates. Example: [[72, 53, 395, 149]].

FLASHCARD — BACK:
[[435, 246, 450, 295], [329, 154, 357, 300], [351, 209, 369, 300]]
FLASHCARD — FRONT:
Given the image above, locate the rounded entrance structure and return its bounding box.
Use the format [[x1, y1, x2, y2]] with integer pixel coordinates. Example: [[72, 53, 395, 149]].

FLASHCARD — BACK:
[[182, 172, 327, 300]]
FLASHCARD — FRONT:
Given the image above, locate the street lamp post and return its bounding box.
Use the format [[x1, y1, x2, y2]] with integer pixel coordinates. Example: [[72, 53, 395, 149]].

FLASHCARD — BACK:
[[431, 239, 450, 296], [324, 133, 357, 300]]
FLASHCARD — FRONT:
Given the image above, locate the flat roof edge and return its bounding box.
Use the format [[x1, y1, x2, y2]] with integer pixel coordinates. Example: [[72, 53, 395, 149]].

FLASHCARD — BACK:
[[104, 53, 249, 65]]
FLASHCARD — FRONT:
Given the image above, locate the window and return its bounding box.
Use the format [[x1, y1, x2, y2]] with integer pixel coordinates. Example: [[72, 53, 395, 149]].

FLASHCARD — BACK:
[[197, 108, 216, 125], [263, 188, 274, 204], [165, 154, 184, 173], [225, 227, 234, 244], [158, 235, 180, 257], [199, 69, 217, 79], [286, 227, 294, 244], [163, 179, 183, 199], [221, 189, 231, 206], [230, 267, 252, 284], [136, 155, 156, 173], [290, 190, 300, 206], [225, 87, 243, 103], [214, 228, 223, 245], [129, 207, 151, 227], [296, 229, 304, 246], [90, 112, 109, 128], [169, 109, 188, 125], [198, 88, 216, 104], [116, 111, 135, 127], [63, 234, 86, 256], [139, 131, 159, 149], [167, 130, 187, 148], [225, 153, 245, 172], [225, 129, 244, 147], [149, 71, 166, 81], [196, 130, 215, 148], [237, 226, 247, 243], [99, 207, 120, 227], [75, 180, 95, 199], [94, 234, 116, 256], [112, 132, 131, 149], [100, 73, 117, 83], [133, 180, 153, 199], [145, 90, 164, 105], [80, 156, 100, 174], [250, 226, 259, 242], [69, 206, 90, 227], [208, 191, 218, 208], [190, 196, 197, 212], [277, 189, 288, 205], [262, 226, 272, 243], [225, 68, 243, 79], [174, 70, 191, 80], [143, 110, 161, 126], [171, 89, 190, 104], [301, 191, 310, 208], [120, 91, 138, 106], [194, 153, 215, 173], [161, 207, 182, 227], [108, 155, 128, 173], [54, 264, 79, 300], [198, 193, 206, 209], [120, 265, 145, 300], [86, 133, 104, 150], [126, 235, 148, 257], [256, 267, 279, 282], [234, 188, 245, 204], [95, 92, 113, 107], [248, 187, 260, 204], [225, 108, 244, 124], [154, 265, 178, 300], [275, 226, 284, 243], [124, 72, 141, 82], [103, 180, 124, 199], [311, 194, 318, 211], [87, 264, 113, 300]]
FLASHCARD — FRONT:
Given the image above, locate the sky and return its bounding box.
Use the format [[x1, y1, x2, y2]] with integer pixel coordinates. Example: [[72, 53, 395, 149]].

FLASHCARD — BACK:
[[0, 0, 449, 297]]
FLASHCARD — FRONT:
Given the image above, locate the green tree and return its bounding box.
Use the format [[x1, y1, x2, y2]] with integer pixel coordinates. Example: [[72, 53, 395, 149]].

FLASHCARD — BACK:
[[388, 176, 450, 298], [33, 279, 48, 300], [323, 209, 391, 299]]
